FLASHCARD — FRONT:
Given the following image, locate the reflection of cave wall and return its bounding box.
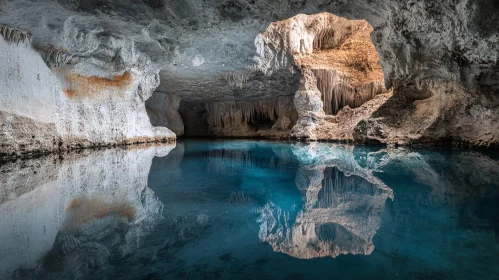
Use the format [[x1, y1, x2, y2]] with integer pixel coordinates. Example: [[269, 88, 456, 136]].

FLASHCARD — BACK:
[[206, 145, 294, 173], [0, 145, 173, 278], [315, 222, 370, 254]]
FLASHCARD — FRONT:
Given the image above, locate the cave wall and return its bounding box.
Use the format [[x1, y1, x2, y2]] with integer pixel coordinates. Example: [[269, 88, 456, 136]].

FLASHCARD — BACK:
[[252, 8, 499, 146], [0, 0, 498, 151], [0, 26, 175, 158], [146, 92, 184, 136], [352, 1, 499, 147]]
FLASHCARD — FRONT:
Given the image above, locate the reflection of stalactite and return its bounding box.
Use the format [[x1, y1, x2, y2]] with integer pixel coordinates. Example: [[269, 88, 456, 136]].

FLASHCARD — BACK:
[[207, 148, 285, 173], [205, 97, 292, 128], [317, 166, 377, 208], [0, 24, 32, 45], [36, 45, 73, 68], [313, 69, 383, 115], [315, 222, 369, 253], [226, 191, 253, 205], [223, 71, 250, 89]]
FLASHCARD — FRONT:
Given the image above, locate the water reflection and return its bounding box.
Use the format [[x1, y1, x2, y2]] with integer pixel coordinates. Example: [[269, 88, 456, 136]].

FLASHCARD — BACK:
[[257, 145, 393, 259], [1, 140, 498, 279], [0, 145, 174, 279]]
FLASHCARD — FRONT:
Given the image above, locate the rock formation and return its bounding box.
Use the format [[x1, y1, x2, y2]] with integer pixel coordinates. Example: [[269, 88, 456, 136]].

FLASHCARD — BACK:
[[253, 13, 390, 140], [0, 22, 175, 159], [203, 96, 298, 137], [1, 0, 498, 154], [146, 93, 184, 136]]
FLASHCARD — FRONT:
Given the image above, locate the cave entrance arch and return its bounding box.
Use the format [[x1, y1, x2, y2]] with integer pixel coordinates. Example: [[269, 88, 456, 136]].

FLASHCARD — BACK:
[[146, 12, 389, 140], [257, 12, 387, 116]]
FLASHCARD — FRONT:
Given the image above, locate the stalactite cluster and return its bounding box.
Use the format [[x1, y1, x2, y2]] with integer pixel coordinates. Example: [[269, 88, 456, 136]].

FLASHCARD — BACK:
[[36, 45, 73, 68], [313, 69, 383, 115], [223, 70, 250, 89], [0, 24, 32, 45], [313, 29, 336, 50], [205, 97, 292, 128]]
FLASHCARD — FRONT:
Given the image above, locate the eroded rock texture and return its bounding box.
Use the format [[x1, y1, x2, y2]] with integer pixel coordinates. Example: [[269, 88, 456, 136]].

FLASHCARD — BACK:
[[1, 0, 498, 152], [0, 22, 175, 158], [146, 93, 184, 136]]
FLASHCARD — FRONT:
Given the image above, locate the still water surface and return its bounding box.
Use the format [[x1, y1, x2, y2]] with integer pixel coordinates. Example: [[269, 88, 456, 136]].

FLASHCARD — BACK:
[[0, 140, 498, 279]]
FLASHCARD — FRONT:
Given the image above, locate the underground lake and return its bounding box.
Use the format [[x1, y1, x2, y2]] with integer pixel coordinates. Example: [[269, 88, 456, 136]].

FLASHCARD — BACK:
[[1, 2, 499, 278], [1, 139, 498, 279]]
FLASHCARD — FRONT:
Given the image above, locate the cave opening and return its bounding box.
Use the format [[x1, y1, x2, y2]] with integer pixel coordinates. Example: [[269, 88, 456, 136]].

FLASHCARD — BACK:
[[297, 15, 387, 115], [247, 109, 276, 130], [145, 90, 185, 137], [146, 12, 387, 140]]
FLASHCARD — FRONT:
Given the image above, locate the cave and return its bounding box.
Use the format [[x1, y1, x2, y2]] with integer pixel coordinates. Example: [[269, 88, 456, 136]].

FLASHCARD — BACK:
[[1, 0, 499, 278], [143, 12, 387, 140], [2, 1, 498, 150]]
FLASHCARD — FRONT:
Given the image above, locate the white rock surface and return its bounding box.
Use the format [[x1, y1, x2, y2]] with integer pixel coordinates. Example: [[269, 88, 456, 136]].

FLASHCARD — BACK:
[[0, 31, 175, 157]]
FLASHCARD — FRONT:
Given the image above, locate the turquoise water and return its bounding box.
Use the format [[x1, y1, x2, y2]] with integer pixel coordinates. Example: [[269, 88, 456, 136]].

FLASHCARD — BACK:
[[1, 140, 499, 279]]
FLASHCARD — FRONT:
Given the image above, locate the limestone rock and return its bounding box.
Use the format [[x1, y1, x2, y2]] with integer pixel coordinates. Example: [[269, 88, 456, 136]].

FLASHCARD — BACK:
[[0, 0, 498, 151], [146, 93, 185, 136]]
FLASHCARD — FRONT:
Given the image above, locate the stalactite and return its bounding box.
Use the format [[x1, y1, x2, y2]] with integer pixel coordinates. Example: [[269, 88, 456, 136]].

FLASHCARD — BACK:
[[0, 24, 32, 45], [205, 97, 293, 128], [313, 29, 335, 50], [223, 71, 250, 89], [312, 69, 383, 115], [36, 45, 73, 68]]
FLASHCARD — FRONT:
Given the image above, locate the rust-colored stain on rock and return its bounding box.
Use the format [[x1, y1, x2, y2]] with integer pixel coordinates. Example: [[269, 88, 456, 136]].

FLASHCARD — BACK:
[[66, 197, 137, 225], [63, 89, 77, 99], [62, 71, 133, 100]]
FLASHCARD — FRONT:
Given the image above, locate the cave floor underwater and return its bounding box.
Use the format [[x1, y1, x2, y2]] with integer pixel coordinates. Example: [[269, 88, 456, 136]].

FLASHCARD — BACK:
[[1, 138, 498, 280]]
